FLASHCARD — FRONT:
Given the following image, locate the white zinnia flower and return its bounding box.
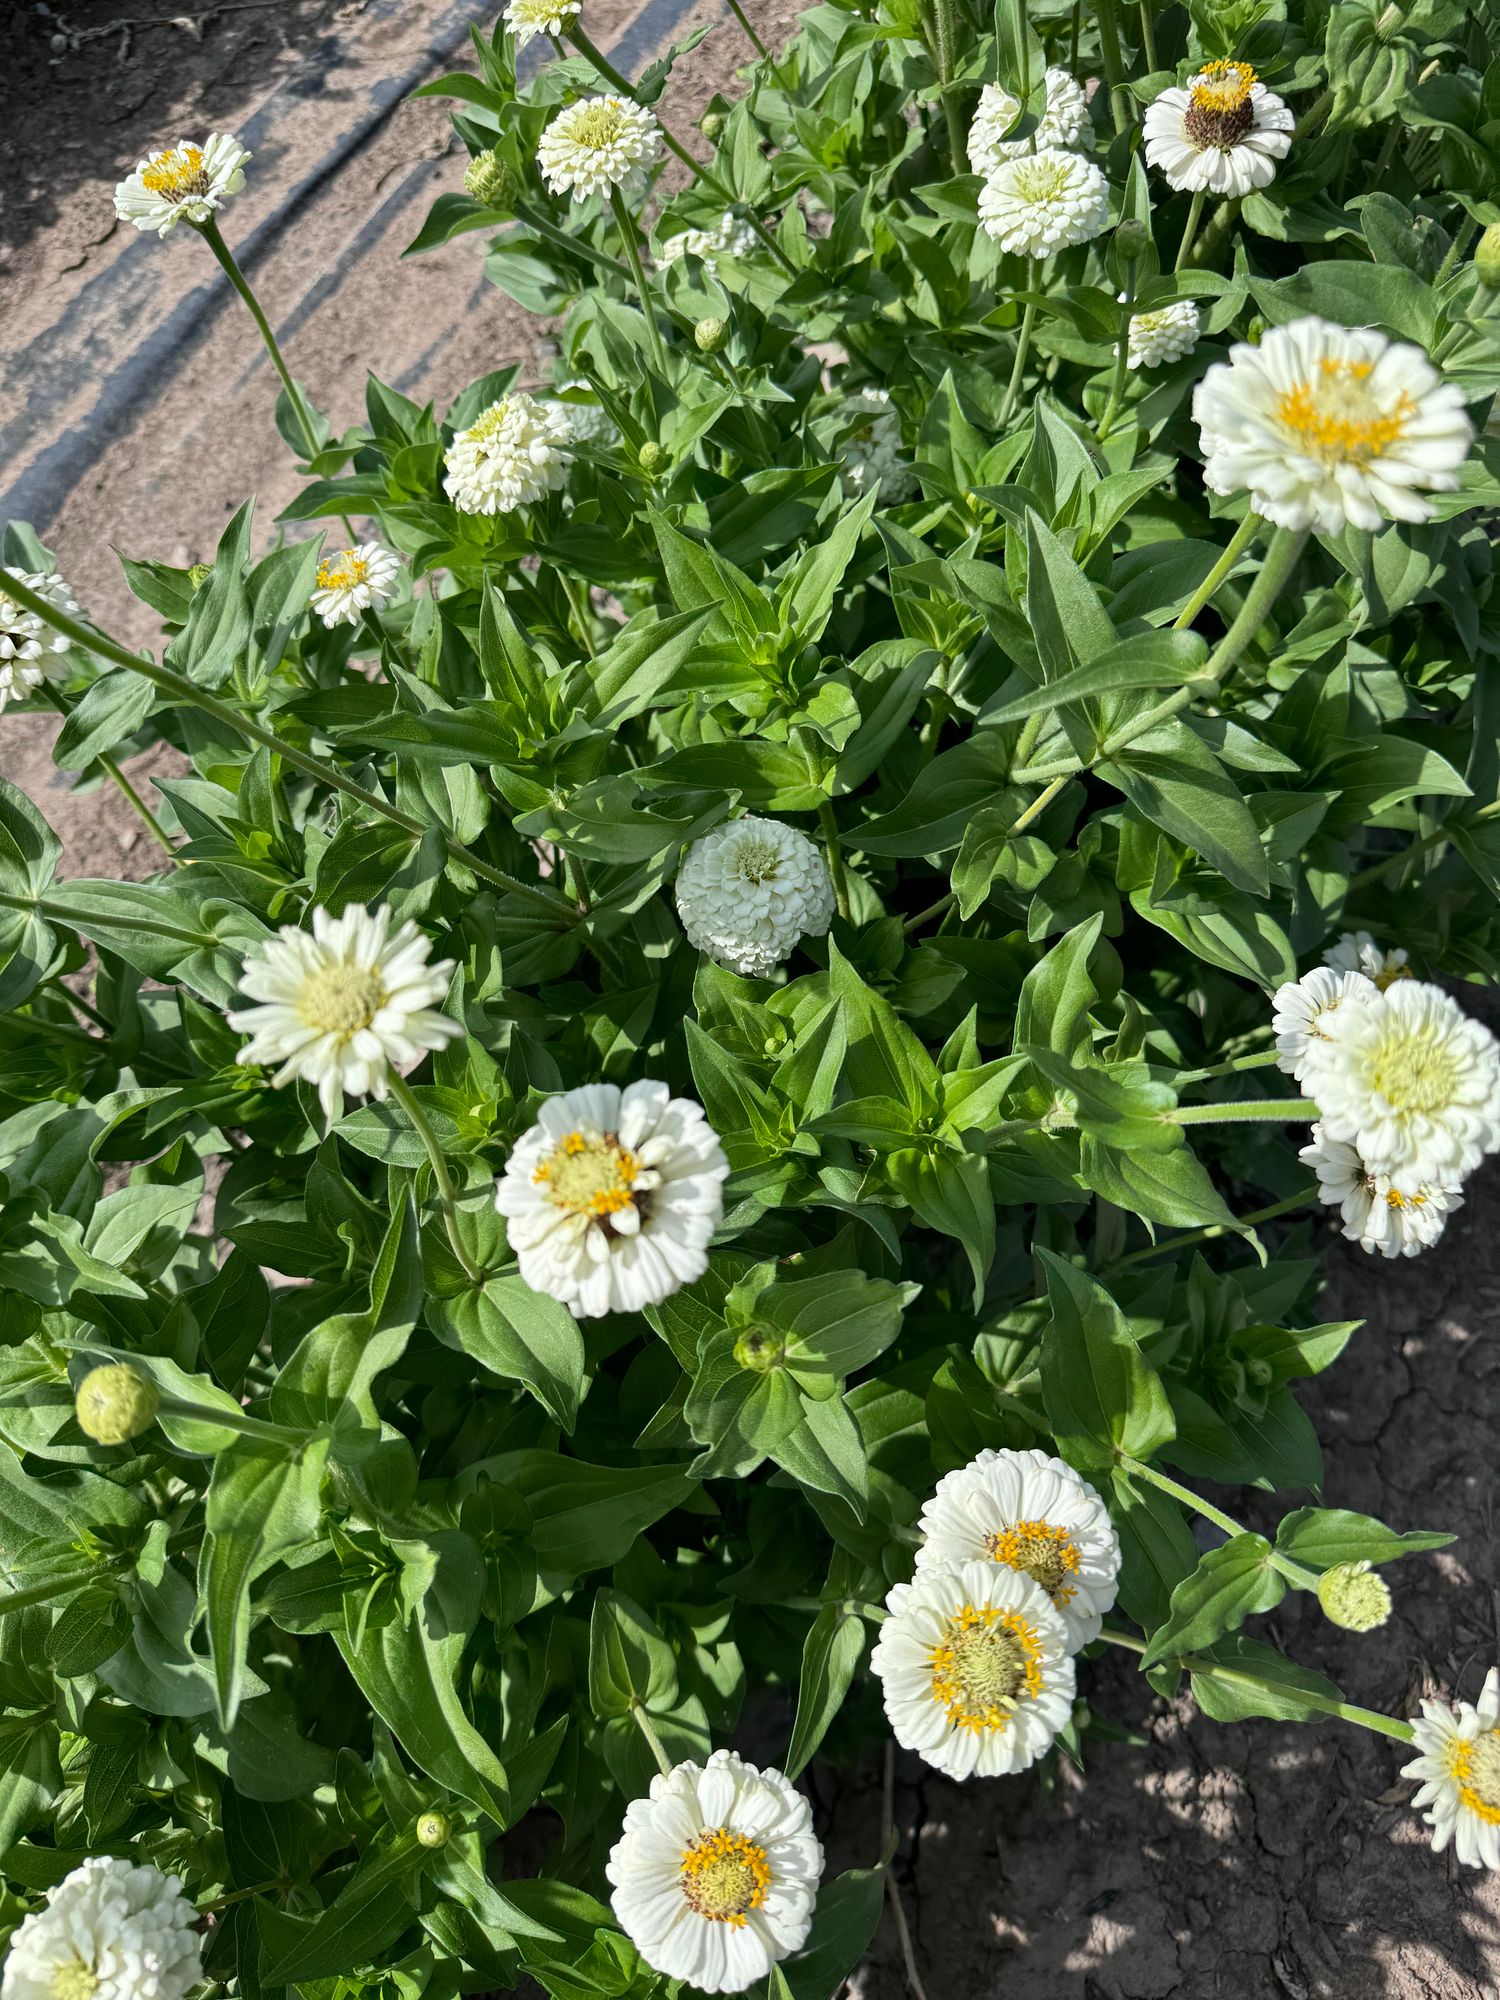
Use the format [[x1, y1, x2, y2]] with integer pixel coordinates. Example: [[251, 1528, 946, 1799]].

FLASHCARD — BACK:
[[0, 1856, 201, 2000], [549, 381, 618, 447], [675, 816, 835, 978], [1299, 1124, 1461, 1260], [113, 133, 250, 235], [967, 67, 1092, 177], [1324, 930, 1411, 990], [1402, 1667, 1500, 1870], [504, 0, 580, 48], [495, 1079, 728, 1317], [310, 542, 402, 628], [1194, 317, 1474, 534], [835, 387, 914, 499], [443, 393, 573, 516], [0, 569, 76, 712], [228, 905, 461, 1123], [1271, 965, 1378, 1082], [606, 1750, 822, 1994], [914, 1448, 1121, 1651], [1299, 979, 1500, 1196], [1126, 298, 1202, 369], [658, 212, 757, 270], [1142, 61, 1292, 197], [871, 1559, 1076, 1781], [538, 96, 662, 202], [977, 147, 1111, 258]]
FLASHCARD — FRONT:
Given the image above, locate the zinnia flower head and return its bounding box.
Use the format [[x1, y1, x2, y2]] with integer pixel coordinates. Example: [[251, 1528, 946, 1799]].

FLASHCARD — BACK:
[[1194, 316, 1473, 534], [1324, 929, 1411, 991], [657, 212, 758, 271], [549, 381, 618, 447], [0, 1857, 201, 2000], [835, 387, 913, 498], [228, 904, 461, 1123], [1127, 298, 1202, 370], [967, 67, 1091, 177], [1142, 60, 1292, 197], [538, 95, 662, 202], [0, 568, 76, 712], [1271, 965, 1379, 1083], [504, 0, 580, 48], [443, 392, 573, 516], [977, 147, 1110, 258], [675, 816, 835, 978], [1402, 1667, 1500, 1870], [495, 1080, 729, 1318], [311, 542, 402, 628], [114, 133, 250, 235], [606, 1750, 822, 1993], [1315, 1560, 1392, 1631], [1299, 1124, 1461, 1259]]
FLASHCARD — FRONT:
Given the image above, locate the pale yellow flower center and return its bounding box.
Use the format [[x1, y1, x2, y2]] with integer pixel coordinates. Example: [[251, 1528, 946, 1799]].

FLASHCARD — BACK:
[[732, 838, 783, 885], [679, 1829, 772, 1925], [1449, 1730, 1500, 1823], [140, 145, 210, 200], [985, 1518, 1082, 1607], [532, 1129, 642, 1219], [928, 1603, 1043, 1734], [1186, 60, 1257, 147], [1011, 157, 1072, 203], [1276, 359, 1414, 465], [1374, 962, 1412, 992], [51, 1962, 98, 2000], [317, 550, 370, 592], [1372, 1029, 1459, 1113], [464, 399, 515, 447], [299, 963, 386, 1035], [571, 104, 627, 150]]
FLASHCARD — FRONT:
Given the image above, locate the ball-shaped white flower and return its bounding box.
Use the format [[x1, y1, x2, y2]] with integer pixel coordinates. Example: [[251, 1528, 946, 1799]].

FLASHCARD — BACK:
[[495, 1080, 729, 1318], [228, 904, 461, 1123], [114, 133, 250, 235], [443, 393, 574, 516], [915, 1448, 1122, 1651], [871, 1559, 1076, 1781], [538, 95, 662, 202], [835, 387, 914, 499], [1323, 930, 1410, 991], [1194, 317, 1473, 535], [675, 817, 835, 978], [658, 212, 758, 270], [967, 67, 1092, 178], [0, 569, 77, 713], [1143, 61, 1292, 197], [1299, 1124, 1461, 1260], [504, 0, 580, 48], [1, 1857, 201, 2000], [1271, 965, 1378, 1083], [1402, 1666, 1500, 1870], [548, 382, 618, 447], [1127, 299, 1201, 370], [977, 147, 1110, 258], [606, 1749, 822, 1993], [310, 542, 402, 628]]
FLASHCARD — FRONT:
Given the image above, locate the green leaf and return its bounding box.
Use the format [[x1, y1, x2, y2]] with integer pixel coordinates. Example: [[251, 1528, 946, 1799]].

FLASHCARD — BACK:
[[1037, 1251, 1175, 1474], [430, 1277, 586, 1432], [1187, 1635, 1343, 1726], [779, 1866, 887, 2000], [476, 1454, 695, 1590], [587, 1590, 678, 1720], [1273, 1508, 1454, 1571], [1141, 1534, 1286, 1666], [256, 1834, 421, 1982], [981, 628, 1210, 726], [784, 1607, 866, 1780]]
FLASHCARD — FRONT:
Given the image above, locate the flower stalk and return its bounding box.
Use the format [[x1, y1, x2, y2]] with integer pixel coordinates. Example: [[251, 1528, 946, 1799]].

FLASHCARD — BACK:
[[387, 1072, 485, 1287], [197, 218, 321, 460]]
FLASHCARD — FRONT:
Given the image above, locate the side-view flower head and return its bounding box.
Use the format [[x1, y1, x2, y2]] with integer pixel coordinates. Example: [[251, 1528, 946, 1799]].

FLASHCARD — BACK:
[[114, 133, 250, 235], [1300, 1124, 1462, 1259], [310, 541, 403, 628], [505, 0, 581, 48], [967, 66, 1092, 178], [1127, 298, 1202, 370], [0, 1857, 201, 2000], [1403, 1667, 1500, 1871], [444, 392, 574, 515], [1324, 930, 1410, 990], [0, 568, 76, 712], [1271, 964, 1378, 1082], [1143, 60, 1292, 196]]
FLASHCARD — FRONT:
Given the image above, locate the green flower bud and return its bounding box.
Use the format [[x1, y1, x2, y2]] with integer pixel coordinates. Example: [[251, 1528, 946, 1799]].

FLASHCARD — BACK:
[[464, 150, 519, 213], [1316, 1561, 1392, 1633], [187, 563, 214, 592], [733, 1327, 785, 1375], [75, 1364, 159, 1447], [694, 316, 728, 354], [1475, 223, 1500, 291], [1113, 218, 1150, 262], [416, 1811, 452, 1849], [700, 111, 725, 143], [1245, 316, 1266, 345], [637, 441, 669, 475]]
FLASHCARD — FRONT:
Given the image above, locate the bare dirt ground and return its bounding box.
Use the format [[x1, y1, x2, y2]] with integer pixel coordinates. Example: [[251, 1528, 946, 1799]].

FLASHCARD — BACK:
[[3, 6, 1498, 1996]]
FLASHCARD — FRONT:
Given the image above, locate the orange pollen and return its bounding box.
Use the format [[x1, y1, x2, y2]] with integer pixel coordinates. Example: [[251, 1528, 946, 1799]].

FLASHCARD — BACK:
[[1190, 59, 1257, 112], [141, 145, 208, 198], [1449, 1733, 1500, 1825], [985, 1519, 1082, 1604], [1384, 1187, 1427, 1211], [531, 1129, 642, 1218], [679, 1829, 772, 1925], [1274, 369, 1414, 464], [316, 552, 370, 592], [928, 1602, 1044, 1735]]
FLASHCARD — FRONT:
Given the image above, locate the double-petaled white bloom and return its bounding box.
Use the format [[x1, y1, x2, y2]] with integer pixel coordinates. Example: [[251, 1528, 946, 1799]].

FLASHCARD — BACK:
[[1300, 1124, 1461, 1259], [504, 0, 580, 48], [0, 569, 76, 712], [675, 817, 835, 978], [1143, 61, 1292, 197], [550, 381, 618, 447], [444, 393, 573, 515], [1324, 930, 1410, 990], [0, 1857, 201, 2000], [1194, 317, 1473, 535], [966, 67, 1092, 178], [835, 387, 914, 498], [114, 133, 250, 235], [978, 148, 1110, 258], [606, 1750, 822, 1994], [1299, 979, 1500, 1196], [496, 1080, 728, 1317], [914, 1448, 1121, 1651], [229, 905, 461, 1123], [310, 542, 402, 628], [658, 212, 758, 270], [1126, 299, 1202, 370], [1402, 1667, 1500, 1871], [1271, 965, 1378, 1083], [538, 96, 662, 201], [871, 1560, 1075, 1780]]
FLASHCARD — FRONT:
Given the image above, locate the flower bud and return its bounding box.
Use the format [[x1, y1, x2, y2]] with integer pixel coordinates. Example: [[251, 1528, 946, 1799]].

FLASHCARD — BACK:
[[694, 316, 728, 354], [700, 111, 725, 143], [637, 441, 669, 475], [1245, 316, 1266, 346], [1475, 223, 1500, 291], [1316, 1561, 1392, 1633], [416, 1811, 452, 1849], [464, 150, 518, 213], [1113, 218, 1150, 262], [733, 1327, 784, 1374], [75, 1364, 159, 1447], [187, 563, 214, 592]]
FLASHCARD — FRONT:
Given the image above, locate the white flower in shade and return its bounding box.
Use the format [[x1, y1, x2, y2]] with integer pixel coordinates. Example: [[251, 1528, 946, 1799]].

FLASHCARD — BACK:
[[538, 96, 662, 202], [113, 133, 250, 235], [1194, 317, 1474, 535], [504, 0, 580, 48], [550, 382, 618, 447], [978, 148, 1110, 258], [1126, 299, 1202, 370], [835, 387, 914, 499], [0, 1856, 201, 2000], [1142, 61, 1292, 197], [871, 1560, 1075, 1781], [914, 1448, 1121, 1651], [228, 905, 461, 1123], [1271, 965, 1378, 1082], [1324, 930, 1411, 991], [443, 393, 573, 515], [606, 1750, 822, 1994], [967, 67, 1092, 177], [310, 542, 402, 628], [495, 1080, 729, 1318], [1402, 1667, 1500, 1871], [0, 569, 77, 712], [1299, 1124, 1461, 1260], [659, 212, 757, 270], [675, 817, 835, 978], [1299, 980, 1500, 1196]]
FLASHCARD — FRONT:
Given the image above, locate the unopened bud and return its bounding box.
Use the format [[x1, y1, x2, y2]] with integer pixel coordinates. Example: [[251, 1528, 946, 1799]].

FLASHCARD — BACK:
[[75, 1364, 159, 1447], [1475, 223, 1500, 291], [637, 441, 668, 475], [1114, 218, 1150, 262], [1245, 316, 1266, 345], [416, 1811, 452, 1848], [187, 563, 214, 593], [694, 316, 728, 354], [1316, 1561, 1392, 1633], [701, 111, 725, 143], [464, 150, 518, 213], [733, 1327, 784, 1375]]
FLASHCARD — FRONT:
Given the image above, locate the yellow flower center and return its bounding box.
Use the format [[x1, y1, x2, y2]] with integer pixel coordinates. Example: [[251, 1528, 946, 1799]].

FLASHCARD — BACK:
[[1383, 1185, 1427, 1211], [1185, 61, 1257, 147], [732, 838, 783, 886], [51, 1962, 98, 2000], [1449, 1730, 1500, 1824], [465, 399, 515, 447], [532, 1129, 642, 1218], [679, 1829, 772, 1925], [1275, 359, 1414, 465], [299, 963, 386, 1036], [317, 550, 370, 592], [1011, 157, 1072, 202], [1371, 1029, 1459, 1114], [1374, 962, 1412, 992], [140, 144, 210, 200], [985, 1519, 1082, 1607], [571, 104, 626, 150], [928, 1603, 1044, 1734]]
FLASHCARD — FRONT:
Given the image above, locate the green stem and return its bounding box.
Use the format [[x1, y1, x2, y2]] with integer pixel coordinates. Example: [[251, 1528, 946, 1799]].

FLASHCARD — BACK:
[[0, 1560, 130, 1617], [1096, 269, 1136, 441], [512, 197, 633, 283], [1104, 1187, 1317, 1271], [1171, 1099, 1319, 1125], [630, 1701, 674, 1778], [199, 1879, 285, 1914], [557, 571, 599, 660], [1176, 1047, 1282, 1086], [1011, 773, 1068, 833], [608, 187, 671, 376], [1136, 0, 1158, 72], [1171, 512, 1261, 630], [37, 685, 177, 856], [1292, 87, 1333, 144], [1069, 0, 1082, 69], [1173, 189, 1206, 273], [818, 802, 852, 920], [902, 889, 956, 935], [387, 1072, 485, 1287], [922, 0, 966, 171], [1116, 1455, 1320, 1590], [158, 1395, 312, 1453], [726, 0, 771, 62], [997, 269, 1039, 428], [1188, 197, 1240, 270], [1097, 1627, 1413, 1740], [197, 218, 319, 459], [1348, 797, 1500, 893], [1094, 0, 1132, 131]]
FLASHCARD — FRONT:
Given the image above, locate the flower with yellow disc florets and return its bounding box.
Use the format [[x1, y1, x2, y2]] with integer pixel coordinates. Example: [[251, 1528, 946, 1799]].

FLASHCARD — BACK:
[[0, 1858, 201, 2000], [310, 541, 402, 628], [538, 95, 662, 202], [1143, 60, 1292, 197], [1402, 1667, 1500, 1871], [114, 133, 250, 234]]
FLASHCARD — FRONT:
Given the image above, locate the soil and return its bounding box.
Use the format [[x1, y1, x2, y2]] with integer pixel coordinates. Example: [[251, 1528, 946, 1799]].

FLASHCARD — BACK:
[[3, 6, 1499, 1997]]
